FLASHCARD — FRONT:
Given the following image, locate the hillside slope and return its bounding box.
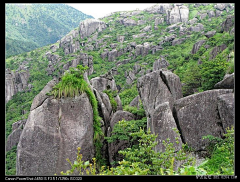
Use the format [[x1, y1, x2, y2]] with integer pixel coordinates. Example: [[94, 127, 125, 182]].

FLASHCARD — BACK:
[[5, 3, 93, 57]]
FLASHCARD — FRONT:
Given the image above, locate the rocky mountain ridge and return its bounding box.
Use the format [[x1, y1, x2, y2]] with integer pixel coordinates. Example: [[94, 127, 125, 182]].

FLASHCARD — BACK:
[[6, 3, 234, 175]]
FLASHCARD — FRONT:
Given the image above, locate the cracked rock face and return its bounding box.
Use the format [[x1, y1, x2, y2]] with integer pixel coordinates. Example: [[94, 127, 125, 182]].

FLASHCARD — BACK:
[[79, 19, 107, 40], [5, 69, 30, 103], [137, 70, 183, 134], [17, 89, 94, 175], [168, 5, 189, 24], [173, 89, 233, 151]]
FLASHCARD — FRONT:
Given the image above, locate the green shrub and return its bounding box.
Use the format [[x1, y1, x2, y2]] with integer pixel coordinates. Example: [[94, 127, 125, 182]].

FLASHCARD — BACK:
[[119, 85, 138, 107], [60, 126, 195, 175], [199, 127, 234, 175]]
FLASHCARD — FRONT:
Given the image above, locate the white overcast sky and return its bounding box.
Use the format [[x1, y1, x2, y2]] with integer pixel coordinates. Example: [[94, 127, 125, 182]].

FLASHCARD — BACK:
[[66, 3, 157, 19]]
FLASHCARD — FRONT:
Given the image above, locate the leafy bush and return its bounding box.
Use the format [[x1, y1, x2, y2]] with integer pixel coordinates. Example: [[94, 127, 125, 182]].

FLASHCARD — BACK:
[[123, 105, 146, 119], [200, 54, 229, 90], [199, 127, 234, 175], [119, 85, 138, 107], [60, 126, 195, 175], [59, 125, 234, 176]]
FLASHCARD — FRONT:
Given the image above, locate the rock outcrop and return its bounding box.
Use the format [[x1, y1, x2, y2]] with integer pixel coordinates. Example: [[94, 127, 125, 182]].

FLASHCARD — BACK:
[[137, 70, 183, 150], [153, 57, 169, 71], [191, 40, 206, 54], [17, 92, 95, 175], [173, 89, 233, 151], [214, 73, 234, 89], [79, 19, 107, 39], [5, 68, 30, 103], [6, 119, 26, 152], [217, 93, 234, 133], [151, 102, 182, 152], [168, 5, 189, 25]]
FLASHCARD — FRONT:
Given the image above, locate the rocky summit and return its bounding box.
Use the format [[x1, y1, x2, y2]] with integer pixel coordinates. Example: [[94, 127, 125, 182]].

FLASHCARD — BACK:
[[5, 3, 234, 175]]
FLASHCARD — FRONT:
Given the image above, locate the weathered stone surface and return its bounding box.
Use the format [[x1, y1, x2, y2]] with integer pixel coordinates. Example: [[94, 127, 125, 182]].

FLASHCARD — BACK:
[[132, 33, 147, 39], [153, 57, 169, 71], [5, 69, 30, 103], [214, 73, 234, 89], [160, 70, 183, 101], [188, 23, 204, 32], [117, 35, 125, 43], [169, 5, 189, 24], [214, 3, 227, 11], [191, 40, 206, 54], [155, 17, 164, 26], [137, 70, 173, 119], [129, 95, 141, 109], [209, 44, 227, 60], [6, 120, 26, 152], [135, 45, 144, 56], [151, 102, 182, 152], [217, 93, 234, 132], [172, 38, 186, 46], [90, 72, 122, 111], [59, 29, 80, 55], [173, 89, 233, 151], [122, 18, 137, 26], [222, 15, 234, 32], [107, 110, 135, 165], [30, 78, 58, 111], [108, 49, 118, 62], [17, 93, 94, 175], [137, 70, 182, 133], [79, 19, 107, 39], [93, 88, 112, 129], [204, 30, 216, 38]]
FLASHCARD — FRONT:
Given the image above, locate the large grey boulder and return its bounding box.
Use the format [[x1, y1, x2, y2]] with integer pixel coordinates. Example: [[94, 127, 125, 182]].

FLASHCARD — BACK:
[[217, 93, 234, 133], [6, 120, 26, 152], [59, 29, 80, 55], [204, 31, 216, 39], [137, 70, 183, 131], [135, 45, 144, 56], [172, 38, 186, 46], [188, 23, 204, 32], [209, 44, 227, 60], [108, 49, 118, 62], [173, 89, 233, 151], [90, 72, 122, 111], [151, 102, 182, 152], [191, 40, 206, 54], [17, 93, 95, 175], [160, 70, 183, 101], [122, 18, 137, 26], [5, 69, 30, 103], [214, 73, 234, 89], [79, 19, 107, 39], [153, 57, 169, 71], [168, 5, 189, 24], [222, 15, 234, 32], [214, 3, 227, 11], [129, 95, 141, 109]]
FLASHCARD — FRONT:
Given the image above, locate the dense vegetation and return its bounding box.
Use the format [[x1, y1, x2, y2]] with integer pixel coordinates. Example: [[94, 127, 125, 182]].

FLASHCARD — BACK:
[[5, 3, 234, 175], [5, 4, 93, 57], [59, 124, 234, 175]]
